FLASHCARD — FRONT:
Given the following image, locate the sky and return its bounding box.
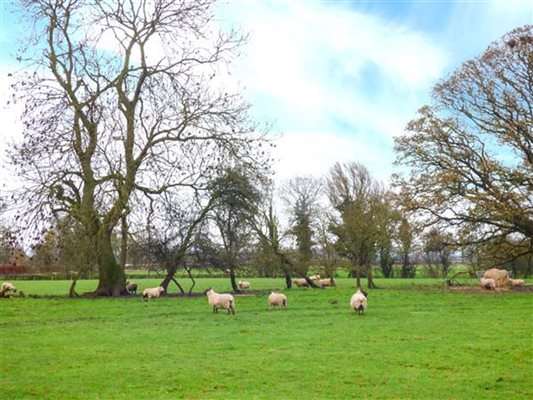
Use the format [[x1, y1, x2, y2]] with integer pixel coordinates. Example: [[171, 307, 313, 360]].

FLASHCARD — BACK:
[[0, 0, 532, 191]]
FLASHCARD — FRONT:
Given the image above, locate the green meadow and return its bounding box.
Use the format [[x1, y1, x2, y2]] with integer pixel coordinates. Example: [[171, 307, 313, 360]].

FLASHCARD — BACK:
[[1, 278, 532, 399]]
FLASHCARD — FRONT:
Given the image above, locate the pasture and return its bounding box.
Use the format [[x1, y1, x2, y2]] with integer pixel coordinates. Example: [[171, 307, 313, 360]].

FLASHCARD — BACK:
[[1, 278, 532, 399]]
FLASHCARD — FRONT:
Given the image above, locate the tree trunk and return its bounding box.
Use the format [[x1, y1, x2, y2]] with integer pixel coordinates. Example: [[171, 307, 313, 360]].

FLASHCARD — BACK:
[[160, 259, 184, 295], [69, 278, 79, 297], [94, 229, 126, 296], [229, 267, 240, 293], [366, 263, 377, 289], [277, 253, 292, 289], [185, 266, 196, 295], [284, 272, 292, 289], [303, 276, 321, 288], [119, 213, 128, 272], [351, 260, 361, 288], [401, 253, 410, 278]]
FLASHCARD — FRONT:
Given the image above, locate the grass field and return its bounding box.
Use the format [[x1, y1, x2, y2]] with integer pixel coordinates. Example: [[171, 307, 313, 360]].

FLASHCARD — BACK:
[[1, 278, 532, 399]]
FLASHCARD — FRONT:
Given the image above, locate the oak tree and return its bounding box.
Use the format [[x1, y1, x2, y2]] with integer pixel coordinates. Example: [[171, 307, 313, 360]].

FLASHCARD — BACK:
[[394, 25, 533, 264]]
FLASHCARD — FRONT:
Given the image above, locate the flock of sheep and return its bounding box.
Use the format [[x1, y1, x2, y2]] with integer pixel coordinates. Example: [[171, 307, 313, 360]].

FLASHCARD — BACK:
[[2, 269, 526, 316], [137, 276, 368, 316], [479, 268, 525, 290]]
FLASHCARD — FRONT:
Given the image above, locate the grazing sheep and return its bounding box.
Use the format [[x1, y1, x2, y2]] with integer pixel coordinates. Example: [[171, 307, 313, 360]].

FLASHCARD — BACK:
[[292, 278, 309, 287], [510, 278, 525, 288], [238, 280, 251, 290], [309, 274, 321, 281], [125, 281, 138, 295], [319, 278, 335, 287], [1, 282, 16, 293], [350, 288, 368, 315], [142, 286, 165, 299], [479, 277, 496, 290], [268, 291, 287, 309], [483, 268, 510, 288], [205, 288, 235, 315]]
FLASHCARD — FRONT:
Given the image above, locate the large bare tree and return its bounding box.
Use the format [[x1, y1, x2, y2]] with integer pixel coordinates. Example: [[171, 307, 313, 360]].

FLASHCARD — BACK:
[[9, 0, 269, 295], [394, 25, 533, 263]]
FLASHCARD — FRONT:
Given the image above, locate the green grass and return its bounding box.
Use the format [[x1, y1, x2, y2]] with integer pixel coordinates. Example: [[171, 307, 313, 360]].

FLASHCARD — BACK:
[[1, 278, 532, 399]]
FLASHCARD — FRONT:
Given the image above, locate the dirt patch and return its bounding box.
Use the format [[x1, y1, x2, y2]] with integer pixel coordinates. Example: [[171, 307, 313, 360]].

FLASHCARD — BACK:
[[446, 285, 533, 293]]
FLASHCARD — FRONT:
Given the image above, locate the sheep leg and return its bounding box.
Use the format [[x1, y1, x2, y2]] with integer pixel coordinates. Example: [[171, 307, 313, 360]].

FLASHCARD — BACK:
[[213, 306, 217, 313]]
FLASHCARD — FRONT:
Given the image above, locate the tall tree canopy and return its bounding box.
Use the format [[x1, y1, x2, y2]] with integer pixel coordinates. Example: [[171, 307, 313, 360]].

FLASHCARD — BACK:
[[280, 176, 322, 276], [394, 25, 533, 262], [327, 162, 382, 288], [9, 0, 270, 295]]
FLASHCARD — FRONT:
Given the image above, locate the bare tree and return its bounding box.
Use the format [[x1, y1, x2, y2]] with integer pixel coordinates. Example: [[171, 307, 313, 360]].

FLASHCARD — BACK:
[[9, 0, 270, 295], [374, 192, 401, 278], [397, 217, 417, 278], [314, 209, 339, 280], [327, 162, 382, 289], [130, 190, 216, 294], [394, 25, 533, 264], [251, 194, 294, 288], [208, 167, 263, 292], [280, 176, 322, 286]]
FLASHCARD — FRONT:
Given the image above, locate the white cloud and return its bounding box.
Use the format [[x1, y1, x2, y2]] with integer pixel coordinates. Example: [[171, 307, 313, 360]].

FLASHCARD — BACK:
[[218, 1, 450, 183], [273, 130, 391, 182]]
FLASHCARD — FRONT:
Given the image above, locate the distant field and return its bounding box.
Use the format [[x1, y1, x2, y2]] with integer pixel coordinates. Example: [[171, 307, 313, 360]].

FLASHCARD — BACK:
[[1, 278, 531, 399]]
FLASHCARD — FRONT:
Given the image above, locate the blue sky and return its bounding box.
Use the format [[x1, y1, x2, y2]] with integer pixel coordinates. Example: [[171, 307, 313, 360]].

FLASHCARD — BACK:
[[1, 0, 532, 187]]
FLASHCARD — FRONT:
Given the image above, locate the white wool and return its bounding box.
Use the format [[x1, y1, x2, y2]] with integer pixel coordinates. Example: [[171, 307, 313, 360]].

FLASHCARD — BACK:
[[238, 281, 251, 290], [350, 289, 368, 315], [479, 277, 495, 290], [309, 274, 321, 281], [292, 278, 309, 287], [268, 292, 287, 308], [2, 282, 16, 292], [142, 286, 164, 299], [509, 279, 525, 287], [319, 278, 335, 287], [206, 288, 235, 315], [483, 268, 510, 288]]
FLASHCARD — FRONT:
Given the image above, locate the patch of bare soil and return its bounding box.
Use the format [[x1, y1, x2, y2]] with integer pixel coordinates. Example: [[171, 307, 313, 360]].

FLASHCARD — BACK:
[[446, 285, 533, 293]]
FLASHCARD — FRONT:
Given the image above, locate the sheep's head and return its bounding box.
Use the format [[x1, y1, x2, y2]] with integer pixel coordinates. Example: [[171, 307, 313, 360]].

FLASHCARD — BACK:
[[158, 287, 165, 294], [204, 288, 213, 295]]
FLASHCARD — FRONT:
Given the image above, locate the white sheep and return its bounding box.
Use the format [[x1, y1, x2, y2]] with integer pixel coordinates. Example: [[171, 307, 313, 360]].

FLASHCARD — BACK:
[[319, 278, 335, 287], [483, 268, 510, 288], [1, 282, 16, 293], [350, 288, 368, 315], [142, 286, 165, 299], [509, 278, 525, 288], [238, 280, 251, 290], [205, 288, 235, 315], [479, 277, 495, 290], [268, 291, 287, 309], [292, 278, 309, 287], [309, 274, 321, 281]]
